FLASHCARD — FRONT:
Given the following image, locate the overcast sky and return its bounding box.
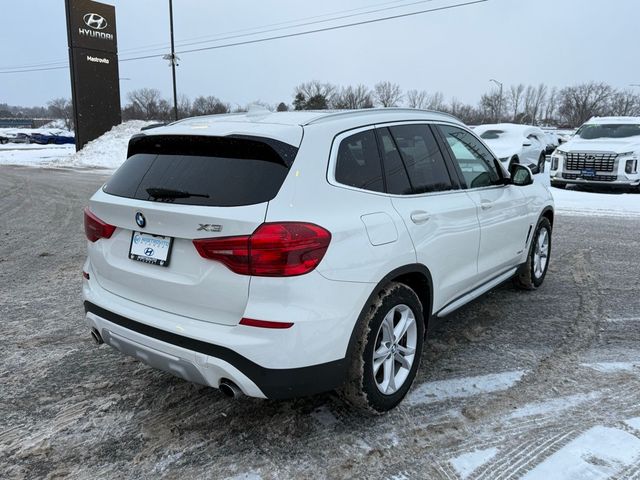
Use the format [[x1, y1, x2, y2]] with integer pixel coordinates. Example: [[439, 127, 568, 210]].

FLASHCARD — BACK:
[[2, 0, 640, 108]]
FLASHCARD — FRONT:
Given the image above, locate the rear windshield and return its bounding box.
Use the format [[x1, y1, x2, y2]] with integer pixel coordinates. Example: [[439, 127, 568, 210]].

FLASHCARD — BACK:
[[103, 135, 298, 207], [479, 130, 505, 140]]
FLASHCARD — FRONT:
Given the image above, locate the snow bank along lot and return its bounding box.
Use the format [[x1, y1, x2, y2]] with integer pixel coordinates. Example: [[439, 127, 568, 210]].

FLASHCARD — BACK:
[[1, 134, 640, 477]]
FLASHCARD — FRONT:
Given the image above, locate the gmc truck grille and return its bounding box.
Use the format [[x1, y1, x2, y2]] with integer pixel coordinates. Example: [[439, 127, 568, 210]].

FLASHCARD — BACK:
[[565, 152, 617, 172]]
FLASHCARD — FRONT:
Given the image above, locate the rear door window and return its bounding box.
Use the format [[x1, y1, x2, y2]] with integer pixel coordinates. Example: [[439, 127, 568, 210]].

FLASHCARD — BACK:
[[334, 129, 385, 193], [103, 135, 297, 207], [376, 128, 412, 195], [388, 124, 454, 194]]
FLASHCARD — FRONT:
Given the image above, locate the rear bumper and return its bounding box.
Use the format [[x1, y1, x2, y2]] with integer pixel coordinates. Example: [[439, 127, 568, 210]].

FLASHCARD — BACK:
[[84, 301, 349, 399], [82, 257, 375, 398]]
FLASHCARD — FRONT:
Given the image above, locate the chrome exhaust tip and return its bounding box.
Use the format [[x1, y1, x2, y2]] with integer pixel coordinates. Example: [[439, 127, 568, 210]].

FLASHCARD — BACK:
[[90, 328, 104, 345], [219, 379, 242, 398]]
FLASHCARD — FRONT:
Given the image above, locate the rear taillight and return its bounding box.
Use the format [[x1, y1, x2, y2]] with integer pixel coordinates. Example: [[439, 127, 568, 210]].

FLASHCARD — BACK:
[[84, 207, 116, 243], [193, 222, 331, 277]]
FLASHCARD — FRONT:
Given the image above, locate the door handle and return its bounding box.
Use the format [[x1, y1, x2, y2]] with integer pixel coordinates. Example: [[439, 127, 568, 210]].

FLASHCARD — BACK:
[[480, 200, 494, 210], [410, 211, 431, 224]]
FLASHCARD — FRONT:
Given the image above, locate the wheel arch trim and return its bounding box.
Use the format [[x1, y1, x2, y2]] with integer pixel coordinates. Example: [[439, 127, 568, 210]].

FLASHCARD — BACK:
[[344, 264, 433, 362]]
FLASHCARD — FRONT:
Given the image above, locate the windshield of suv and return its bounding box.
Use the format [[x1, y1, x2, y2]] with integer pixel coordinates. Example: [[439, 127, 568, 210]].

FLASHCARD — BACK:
[[576, 123, 640, 139]]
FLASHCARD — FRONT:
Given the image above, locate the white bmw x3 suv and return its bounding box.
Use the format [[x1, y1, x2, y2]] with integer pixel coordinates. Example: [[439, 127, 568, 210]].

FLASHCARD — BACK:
[[83, 109, 554, 412]]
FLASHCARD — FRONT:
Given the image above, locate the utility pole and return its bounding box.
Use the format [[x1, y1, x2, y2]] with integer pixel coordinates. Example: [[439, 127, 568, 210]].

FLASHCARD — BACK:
[[168, 0, 178, 121], [490, 78, 503, 123]]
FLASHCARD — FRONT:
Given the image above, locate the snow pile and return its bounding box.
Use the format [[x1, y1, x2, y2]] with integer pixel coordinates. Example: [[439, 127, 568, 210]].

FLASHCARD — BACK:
[[56, 120, 151, 170], [536, 169, 640, 217]]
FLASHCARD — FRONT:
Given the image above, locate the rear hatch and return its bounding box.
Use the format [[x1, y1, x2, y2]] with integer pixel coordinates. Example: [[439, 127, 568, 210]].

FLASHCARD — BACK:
[[87, 132, 299, 326]]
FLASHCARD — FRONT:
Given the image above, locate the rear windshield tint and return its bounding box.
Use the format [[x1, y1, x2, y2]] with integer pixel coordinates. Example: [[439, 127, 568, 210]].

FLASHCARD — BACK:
[[103, 135, 297, 207]]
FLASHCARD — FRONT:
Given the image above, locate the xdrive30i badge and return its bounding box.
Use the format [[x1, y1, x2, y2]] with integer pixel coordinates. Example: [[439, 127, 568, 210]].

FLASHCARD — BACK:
[[135, 212, 146, 228]]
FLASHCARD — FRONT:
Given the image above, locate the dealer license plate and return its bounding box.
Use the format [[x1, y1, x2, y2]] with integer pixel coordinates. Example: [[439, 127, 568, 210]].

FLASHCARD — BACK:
[[129, 231, 173, 267]]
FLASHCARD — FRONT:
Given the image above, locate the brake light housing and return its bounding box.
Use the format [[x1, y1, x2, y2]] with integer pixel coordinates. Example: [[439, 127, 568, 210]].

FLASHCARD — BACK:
[[193, 222, 331, 277], [84, 207, 116, 242]]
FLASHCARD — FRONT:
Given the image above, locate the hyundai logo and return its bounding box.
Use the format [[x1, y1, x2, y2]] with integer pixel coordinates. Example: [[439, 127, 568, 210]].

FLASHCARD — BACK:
[[83, 13, 108, 30], [135, 212, 146, 228], [144, 248, 154, 257]]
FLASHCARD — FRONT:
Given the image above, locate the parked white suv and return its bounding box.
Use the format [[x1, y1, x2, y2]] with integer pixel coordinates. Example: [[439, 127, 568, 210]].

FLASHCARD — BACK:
[[83, 109, 554, 412], [550, 116, 640, 189]]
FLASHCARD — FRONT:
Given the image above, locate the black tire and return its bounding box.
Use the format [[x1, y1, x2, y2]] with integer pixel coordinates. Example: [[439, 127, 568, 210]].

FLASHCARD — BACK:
[[538, 153, 546, 173], [515, 217, 552, 290], [340, 282, 425, 413]]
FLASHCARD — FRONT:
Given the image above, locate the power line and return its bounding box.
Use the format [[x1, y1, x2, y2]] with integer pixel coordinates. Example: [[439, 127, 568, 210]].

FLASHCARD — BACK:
[[175, 0, 488, 56], [144, 0, 443, 53], [116, 0, 427, 55], [0, 0, 429, 71], [0, 0, 487, 74]]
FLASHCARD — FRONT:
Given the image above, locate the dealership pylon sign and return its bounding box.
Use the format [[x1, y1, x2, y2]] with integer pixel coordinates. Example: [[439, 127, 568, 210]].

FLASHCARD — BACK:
[[65, 0, 122, 150]]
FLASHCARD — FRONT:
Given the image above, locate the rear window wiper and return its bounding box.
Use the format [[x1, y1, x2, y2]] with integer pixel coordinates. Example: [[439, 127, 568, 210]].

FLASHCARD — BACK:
[[146, 187, 210, 199]]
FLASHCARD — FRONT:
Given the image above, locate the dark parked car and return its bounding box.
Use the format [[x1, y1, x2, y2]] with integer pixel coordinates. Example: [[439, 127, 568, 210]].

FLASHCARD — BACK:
[[0, 135, 9, 145], [10, 133, 33, 144], [30, 133, 75, 145]]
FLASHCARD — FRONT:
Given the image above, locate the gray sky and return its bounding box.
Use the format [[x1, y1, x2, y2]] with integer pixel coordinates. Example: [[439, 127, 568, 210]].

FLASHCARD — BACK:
[[2, 0, 639, 108]]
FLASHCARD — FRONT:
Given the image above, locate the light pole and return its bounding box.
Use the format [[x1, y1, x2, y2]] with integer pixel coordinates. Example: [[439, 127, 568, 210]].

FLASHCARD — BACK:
[[490, 78, 503, 123], [166, 0, 179, 121]]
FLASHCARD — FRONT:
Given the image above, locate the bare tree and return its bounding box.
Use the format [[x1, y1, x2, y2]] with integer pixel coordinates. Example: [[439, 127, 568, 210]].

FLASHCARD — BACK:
[[126, 88, 165, 120], [191, 96, 230, 116], [543, 87, 558, 124], [426, 91, 446, 111], [47, 98, 74, 129], [508, 84, 525, 122], [480, 91, 502, 123], [293, 81, 337, 110], [178, 94, 191, 119], [608, 90, 640, 116], [558, 82, 614, 126], [333, 85, 374, 109], [374, 81, 403, 107], [520, 84, 547, 124], [406, 89, 428, 109]]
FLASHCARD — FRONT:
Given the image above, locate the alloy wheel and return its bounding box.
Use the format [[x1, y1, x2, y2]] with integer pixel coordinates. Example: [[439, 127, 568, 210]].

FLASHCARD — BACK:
[[372, 304, 418, 395], [533, 228, 549, 279]]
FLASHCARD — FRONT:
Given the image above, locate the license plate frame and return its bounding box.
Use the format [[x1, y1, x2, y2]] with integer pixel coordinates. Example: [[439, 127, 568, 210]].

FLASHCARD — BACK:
[[129, 231, 174, 267]]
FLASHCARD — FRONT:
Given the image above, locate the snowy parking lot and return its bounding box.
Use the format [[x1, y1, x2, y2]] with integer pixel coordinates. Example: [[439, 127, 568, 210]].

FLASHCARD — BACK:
[[1, 155, 639, 478]]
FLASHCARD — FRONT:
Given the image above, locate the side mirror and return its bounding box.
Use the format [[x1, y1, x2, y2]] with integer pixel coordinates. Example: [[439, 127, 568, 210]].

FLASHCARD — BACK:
[[509, 163, 534, 186]]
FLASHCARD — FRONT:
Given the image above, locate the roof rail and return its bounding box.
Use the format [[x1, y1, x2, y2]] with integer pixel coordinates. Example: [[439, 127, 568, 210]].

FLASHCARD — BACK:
[[303, 107, 463, 125]]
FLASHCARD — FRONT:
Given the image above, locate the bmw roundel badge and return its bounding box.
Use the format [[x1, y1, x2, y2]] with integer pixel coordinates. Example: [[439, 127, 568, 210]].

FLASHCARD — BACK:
[[135, 212, 146, 228]]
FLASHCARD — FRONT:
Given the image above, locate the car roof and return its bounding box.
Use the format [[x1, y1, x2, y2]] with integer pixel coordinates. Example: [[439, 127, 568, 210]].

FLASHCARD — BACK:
[[147, 108, 464, 146], [585, 116, 640, 124], [169, 107, 462, 127], [474, 123, 544, 136]]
